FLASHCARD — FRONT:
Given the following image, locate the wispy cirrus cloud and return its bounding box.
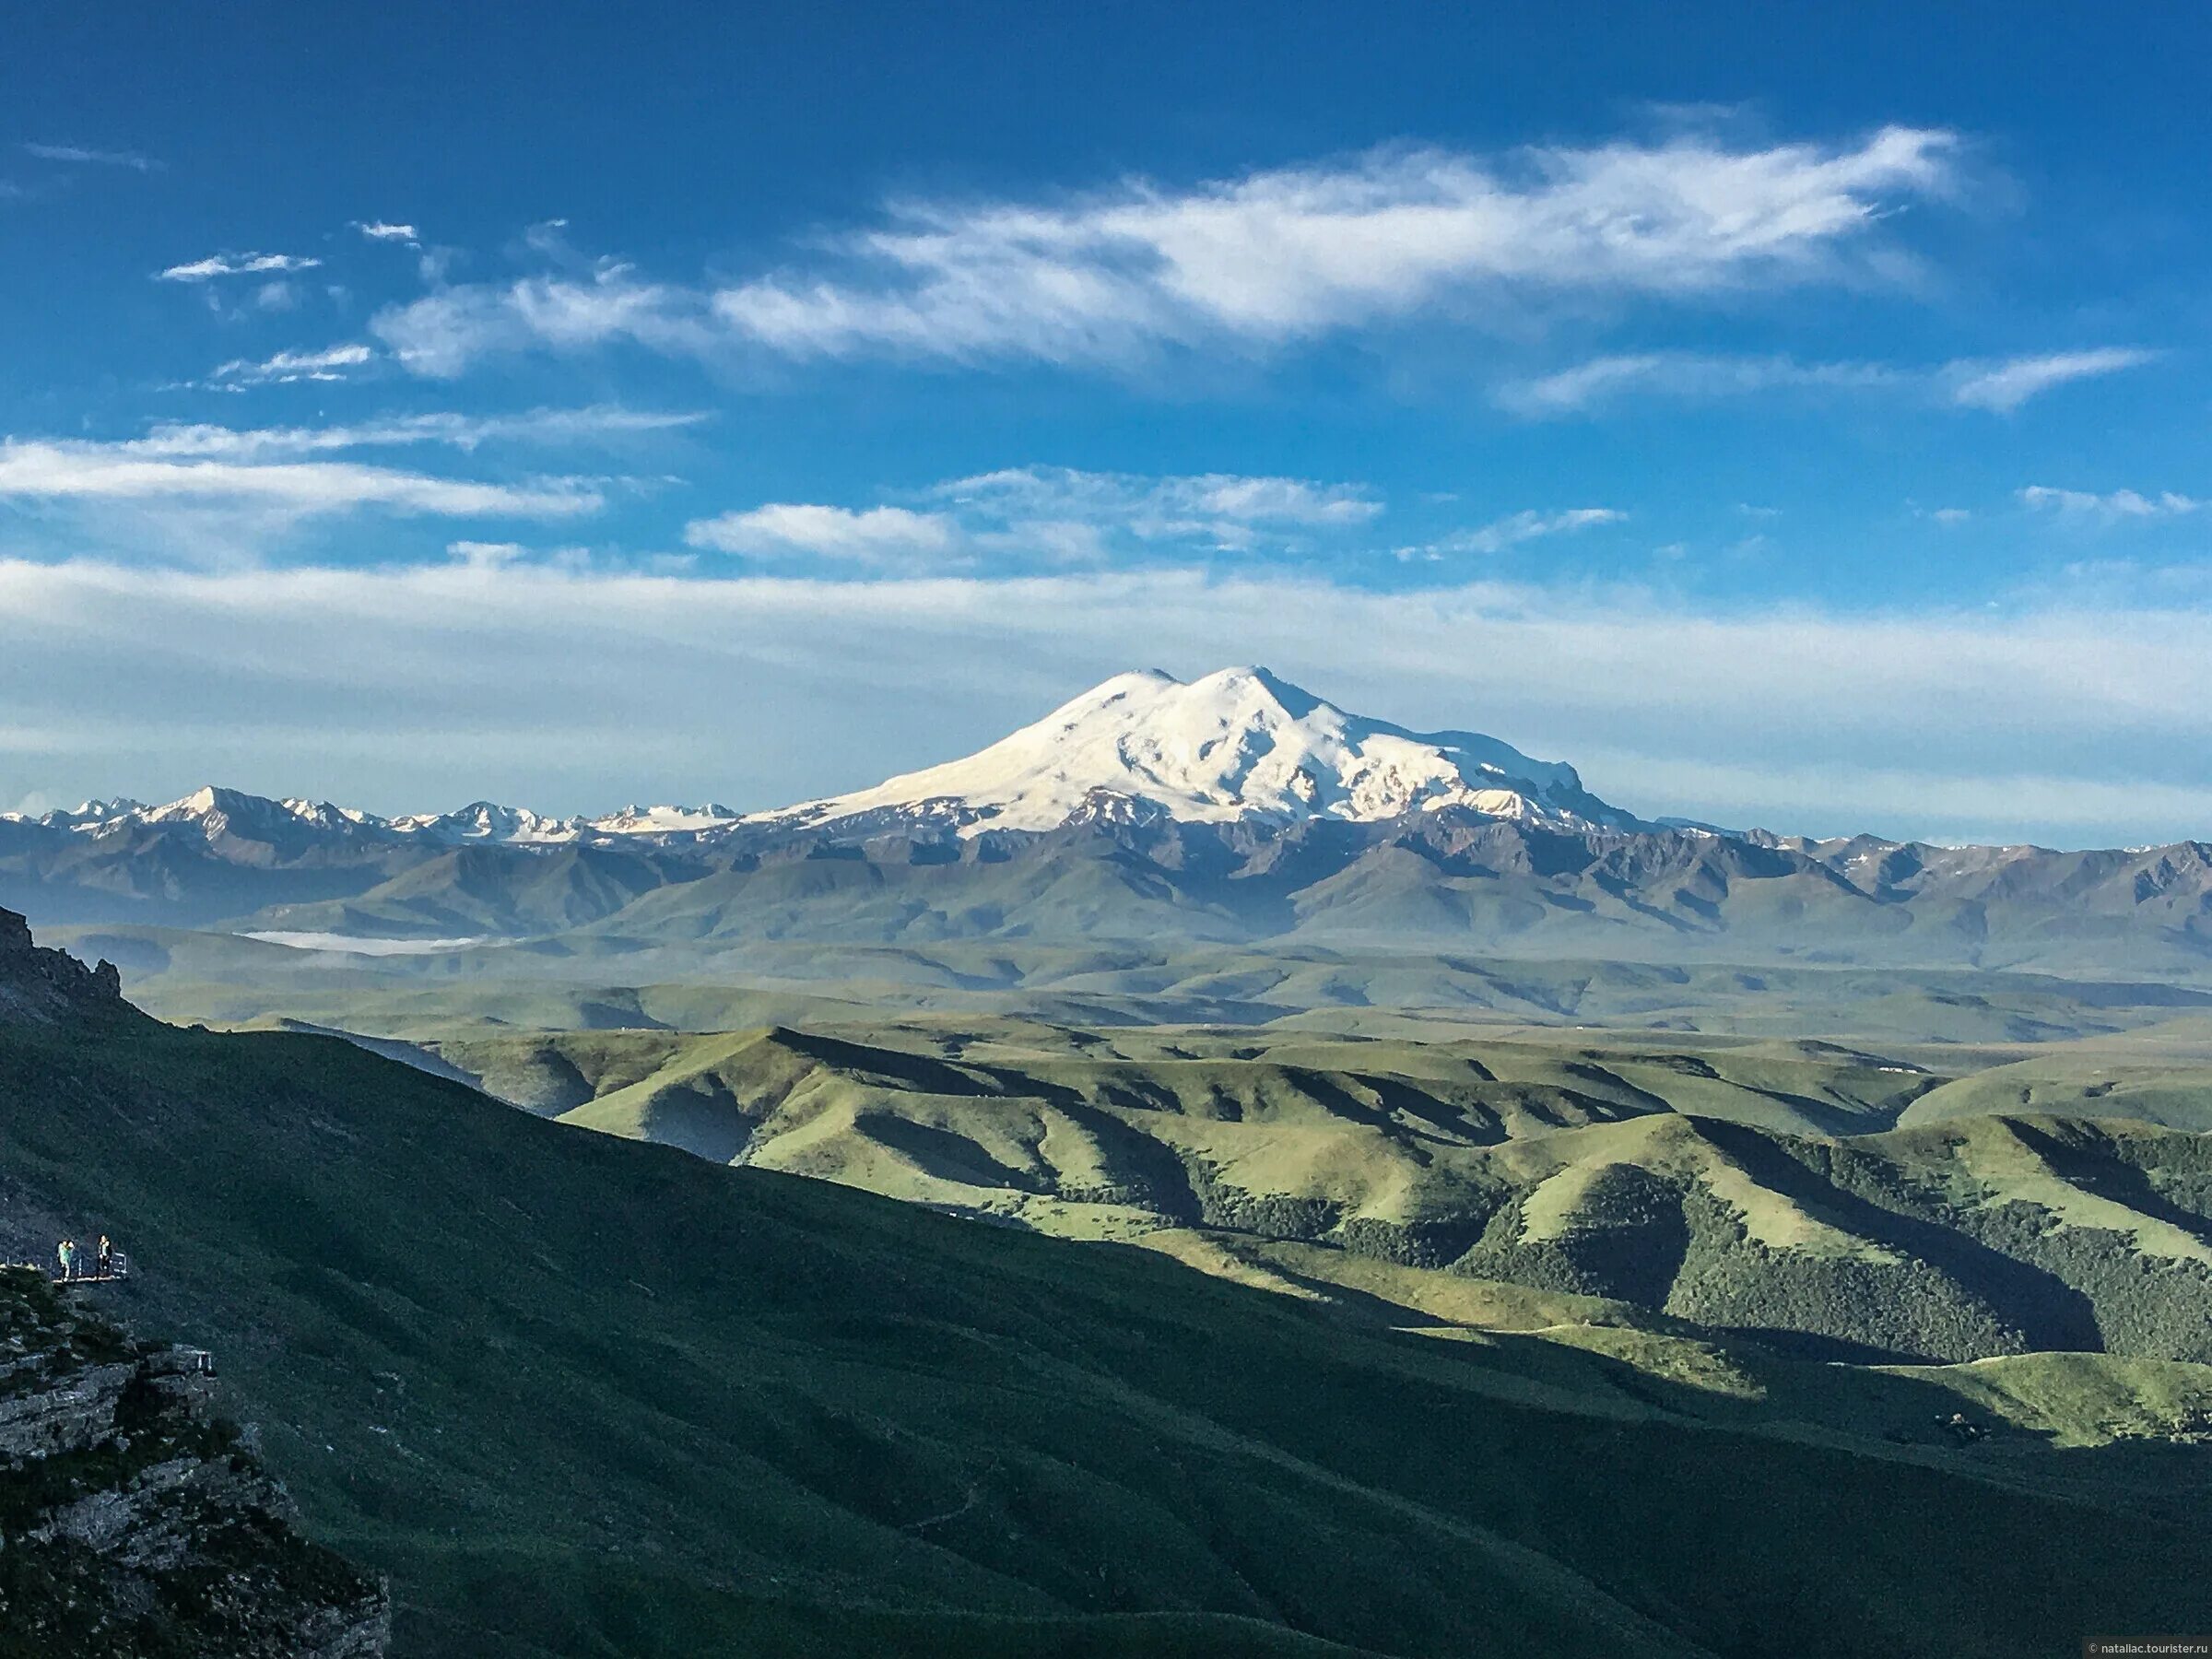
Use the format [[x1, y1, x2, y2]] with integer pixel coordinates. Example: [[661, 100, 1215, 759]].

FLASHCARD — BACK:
[[373, 263, 718, 376], [1499, 346, 2153, 417], [687, 465, 1386, 570], [373, 127, 1959, 375], [684, 503, 959, 564], [1398, 507, 1625, 559], [130, 406, 708, 461], [936, 465, 1380, 553], [0, 440, 602, 519], [1947, 347, 2159, 412], [23, 142, 161, 172], [1497, 353, 1901, 415], [158, 252, 323, 282], [211, 343, 376, 385]]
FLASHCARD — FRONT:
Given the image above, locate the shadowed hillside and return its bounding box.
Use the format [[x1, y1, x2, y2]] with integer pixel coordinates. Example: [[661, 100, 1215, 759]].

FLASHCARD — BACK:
[[5, 912, 2212, 1655]]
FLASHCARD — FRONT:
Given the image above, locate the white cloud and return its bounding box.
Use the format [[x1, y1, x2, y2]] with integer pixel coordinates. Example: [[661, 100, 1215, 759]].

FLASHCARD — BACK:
[[130, 406, 707, 460], [158, 252, 324, 282], [371, 127, 1957, 374], [681, 466, 1382, 570], [4, 559, 2212, 846], [2020, 485, 2205, 522], [374, 263, 716, 376], [356, 220, 421, 244], [446, 539, 528, 569], [24, 142, 159, 172], [715, 129, 1954, 359], [1498, 352, 1900, 415], [1499, 347, 2152, 417], [684, 503, 960, 563], [0, 441, 601, 518], [1401, 508, 1625, 559], [935, 465, 1379, 552], [1948, 348, 2156, 412], [211, 343, 375, 385]]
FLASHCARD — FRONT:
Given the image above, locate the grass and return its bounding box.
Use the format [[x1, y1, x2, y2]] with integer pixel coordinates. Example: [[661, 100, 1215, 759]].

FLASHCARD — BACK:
[[6, 1006, 2212, 1655], [317, 1019, 2212, 1367]]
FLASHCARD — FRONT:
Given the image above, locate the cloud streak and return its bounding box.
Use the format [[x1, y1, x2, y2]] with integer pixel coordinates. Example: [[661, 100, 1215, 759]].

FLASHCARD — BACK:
[[1401, 508, 1625, 559], [128, 406, 709, 461], [211, 343, 376, 385], [23, 142, 160, 172], [684, 503, 960, 564], [158, 252, 323, 282], [1498, 347, 2152, 416], [373, 127, 1958, 375], [936, 465, 1380, 554], [1498, 353, 1900, 414], [687, 465, 1386, 568], [0, 441, 602, 518], [1948, 347, 2159, 412]]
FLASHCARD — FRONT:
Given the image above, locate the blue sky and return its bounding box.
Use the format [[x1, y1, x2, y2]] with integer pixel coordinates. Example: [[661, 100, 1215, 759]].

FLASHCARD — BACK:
[[3, 2, 2210, 844]]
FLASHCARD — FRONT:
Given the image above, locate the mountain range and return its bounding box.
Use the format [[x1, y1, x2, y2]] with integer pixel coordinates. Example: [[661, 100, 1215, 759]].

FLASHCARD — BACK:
[[7, 666, 2212, 980], [4, 667, 1630, 850]]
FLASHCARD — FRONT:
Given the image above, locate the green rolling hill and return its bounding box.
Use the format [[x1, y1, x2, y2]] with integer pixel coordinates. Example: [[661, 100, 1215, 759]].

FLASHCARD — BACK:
[[381, 1020, 2212, 1369]]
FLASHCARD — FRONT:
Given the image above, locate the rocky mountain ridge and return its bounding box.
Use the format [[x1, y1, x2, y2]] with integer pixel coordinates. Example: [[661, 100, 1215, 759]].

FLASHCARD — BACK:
[[0, 908, 124, 1026], [0, 1268, 388, 1657]]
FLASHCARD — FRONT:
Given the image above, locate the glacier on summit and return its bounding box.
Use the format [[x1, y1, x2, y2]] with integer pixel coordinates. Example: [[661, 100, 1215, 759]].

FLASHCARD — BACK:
[[759, 666, 1641, 835]]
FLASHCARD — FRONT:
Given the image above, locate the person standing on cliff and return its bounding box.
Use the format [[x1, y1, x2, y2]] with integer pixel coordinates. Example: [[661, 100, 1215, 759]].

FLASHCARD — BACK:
[[97, 1235, 113, 1277], [57, 1238, 75, 1280]]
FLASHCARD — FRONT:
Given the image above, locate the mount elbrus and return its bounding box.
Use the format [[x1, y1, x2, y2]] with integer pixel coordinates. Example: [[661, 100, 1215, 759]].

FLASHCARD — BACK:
[[5, 666, 2211, 976]]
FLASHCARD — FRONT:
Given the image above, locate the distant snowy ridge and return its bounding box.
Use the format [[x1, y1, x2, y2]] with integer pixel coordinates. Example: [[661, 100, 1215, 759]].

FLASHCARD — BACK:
[[9, 785, 740, 847], [757, 666, 1641, 835], [3, 667, 1639, 846]]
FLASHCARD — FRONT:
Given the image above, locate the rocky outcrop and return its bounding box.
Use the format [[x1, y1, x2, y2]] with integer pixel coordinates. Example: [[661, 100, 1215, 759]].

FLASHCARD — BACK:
[[0, 1267, 388, 1657], [0, 907, 124, 1027]]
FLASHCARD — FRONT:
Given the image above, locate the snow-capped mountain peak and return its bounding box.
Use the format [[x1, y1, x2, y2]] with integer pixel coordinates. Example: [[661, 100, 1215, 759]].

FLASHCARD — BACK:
[[762, 665, 1638, 835], [140, 786, 366, 841], [0, 792, 738, 850], [582, 803, 738, 836], [389, 802, 582, 844], [0, 669, 1639, 853]]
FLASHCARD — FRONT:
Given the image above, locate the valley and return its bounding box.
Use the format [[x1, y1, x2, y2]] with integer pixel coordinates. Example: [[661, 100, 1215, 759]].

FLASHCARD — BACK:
[[6, 909, 2212, 1659]]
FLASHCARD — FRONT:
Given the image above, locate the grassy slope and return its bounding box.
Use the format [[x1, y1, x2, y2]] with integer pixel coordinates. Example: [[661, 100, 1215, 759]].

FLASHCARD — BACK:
[[6, 1013, 2212, 1657], [345, 1021, 2212, 1368]]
